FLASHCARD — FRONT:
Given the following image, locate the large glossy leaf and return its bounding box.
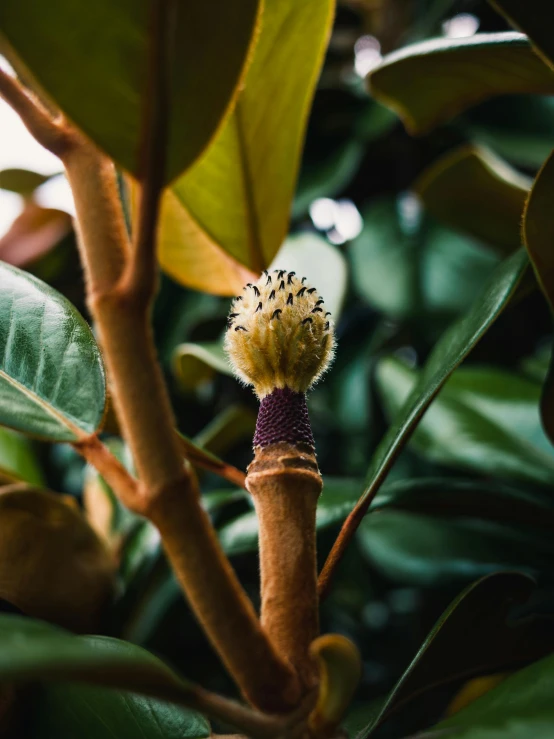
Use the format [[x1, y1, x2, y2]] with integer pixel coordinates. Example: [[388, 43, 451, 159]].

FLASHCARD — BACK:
[[371, 477, 554, 531], [358, 249, 528, 509], [158, 0, 335, 293], [434, 651, 554, 738], [415, 145, 531, 253], [0, 427, 43, 484], [0, 0, 260, 182], [357, 573, 554, 737], [33, 683, 210, 739], [359, 509, 554, 586], [376, 361, 554, 486], [360, 478, 554, 586], [466, 95, 554, 170], [0, 262, 106, 441], [0, 614, 203, 708], [489, 1, 554, 71], [368, 33, 554, 135], [349, 197, 499, 320]]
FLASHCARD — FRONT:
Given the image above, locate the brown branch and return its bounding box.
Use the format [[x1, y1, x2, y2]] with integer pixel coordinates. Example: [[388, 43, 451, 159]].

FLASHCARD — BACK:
[[177, 432, 247, 489], [73, 434, 140, 511], [0, 67, 69, 156], [63, 139, 130, 294]]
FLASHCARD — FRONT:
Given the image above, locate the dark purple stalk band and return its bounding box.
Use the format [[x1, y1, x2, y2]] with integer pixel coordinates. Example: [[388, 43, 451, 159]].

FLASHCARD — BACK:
[[253, 387, 315, 448]]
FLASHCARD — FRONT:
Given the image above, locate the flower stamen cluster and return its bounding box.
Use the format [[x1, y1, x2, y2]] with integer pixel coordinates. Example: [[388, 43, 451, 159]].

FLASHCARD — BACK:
[[225, 270, 335, 398]]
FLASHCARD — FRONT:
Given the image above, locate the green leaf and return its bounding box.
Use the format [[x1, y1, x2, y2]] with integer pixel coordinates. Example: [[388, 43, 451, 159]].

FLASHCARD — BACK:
[[33, 683, 210, 739], [358, 249, 527, 510], [368, 33, 554, 135], [0, 0, 261, 182], [193, 404, 256, 458], [416, 145, 531, 253], [219, 478, 363, 556], [435, 651, 554, 737], [522, 149, 554, 446], [359, 509, 554, 585], [362, 478, 554, 586], [522, 149, 554, 311], [0, 426, 44, 484], [349, 196, 499, 320], [158, 0, 335, 292], [0, 168, 52, 195], [172, 342, 232, 391], [376, 361, 554, 485], [372, 477, 554, 530], [357, 573, 554, 737], [489, 1, 554, 71], [0, 614, 202, 707], [465, 95, 554, 170], [0, 262, 105, 441]]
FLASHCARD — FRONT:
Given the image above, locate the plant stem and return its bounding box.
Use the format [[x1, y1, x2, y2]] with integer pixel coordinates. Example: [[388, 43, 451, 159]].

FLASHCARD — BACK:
[[0, 63, 299, 712], [63, 140, 129, 293], [177, 433, 247, 489], [246, 442, 322, 689], [0, 67, 69, 156], [67, 139, 299, 711], [73, 434, 139, 510]]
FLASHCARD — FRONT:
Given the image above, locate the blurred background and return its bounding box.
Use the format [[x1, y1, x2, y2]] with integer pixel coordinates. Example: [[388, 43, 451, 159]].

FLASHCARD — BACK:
[[2, 1, 554, 735]]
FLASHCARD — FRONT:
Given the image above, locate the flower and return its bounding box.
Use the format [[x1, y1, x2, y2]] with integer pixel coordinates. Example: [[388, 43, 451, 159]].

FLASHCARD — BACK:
[[225, 270, 335, 398]]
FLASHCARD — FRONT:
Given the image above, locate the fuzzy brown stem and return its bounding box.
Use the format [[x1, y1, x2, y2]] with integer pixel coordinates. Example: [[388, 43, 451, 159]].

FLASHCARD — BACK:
[[149, 472, 301, 712], [246, 442, 322, 689], [63, 138, 130, 293], [63, 135, 298, 712], [73, 434, 140, 510], [0, 67, 69, 156]]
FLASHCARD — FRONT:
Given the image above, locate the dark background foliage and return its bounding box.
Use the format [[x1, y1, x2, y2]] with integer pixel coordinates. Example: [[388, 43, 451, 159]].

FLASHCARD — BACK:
[[2, 0, 554, 736]]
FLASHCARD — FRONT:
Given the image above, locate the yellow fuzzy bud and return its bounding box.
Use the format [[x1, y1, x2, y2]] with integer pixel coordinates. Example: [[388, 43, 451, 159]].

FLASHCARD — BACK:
[[224, 270, 335, 398]]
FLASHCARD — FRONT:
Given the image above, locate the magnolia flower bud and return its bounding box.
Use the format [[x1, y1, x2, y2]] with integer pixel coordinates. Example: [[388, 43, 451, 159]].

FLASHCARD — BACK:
[[224, 270, 335, 399]]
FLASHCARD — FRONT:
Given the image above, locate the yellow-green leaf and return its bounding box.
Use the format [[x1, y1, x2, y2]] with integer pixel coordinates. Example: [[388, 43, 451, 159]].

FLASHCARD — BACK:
[[158, 0, 335, 294]]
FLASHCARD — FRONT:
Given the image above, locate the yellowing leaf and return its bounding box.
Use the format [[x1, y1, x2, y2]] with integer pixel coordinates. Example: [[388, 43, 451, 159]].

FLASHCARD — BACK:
[[158, 0, 335, 294]]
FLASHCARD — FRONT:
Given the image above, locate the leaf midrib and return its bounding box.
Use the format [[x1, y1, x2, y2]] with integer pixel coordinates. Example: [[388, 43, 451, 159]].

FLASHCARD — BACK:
[[235, 100, 264, 273], [0, 369, 84, 439]]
